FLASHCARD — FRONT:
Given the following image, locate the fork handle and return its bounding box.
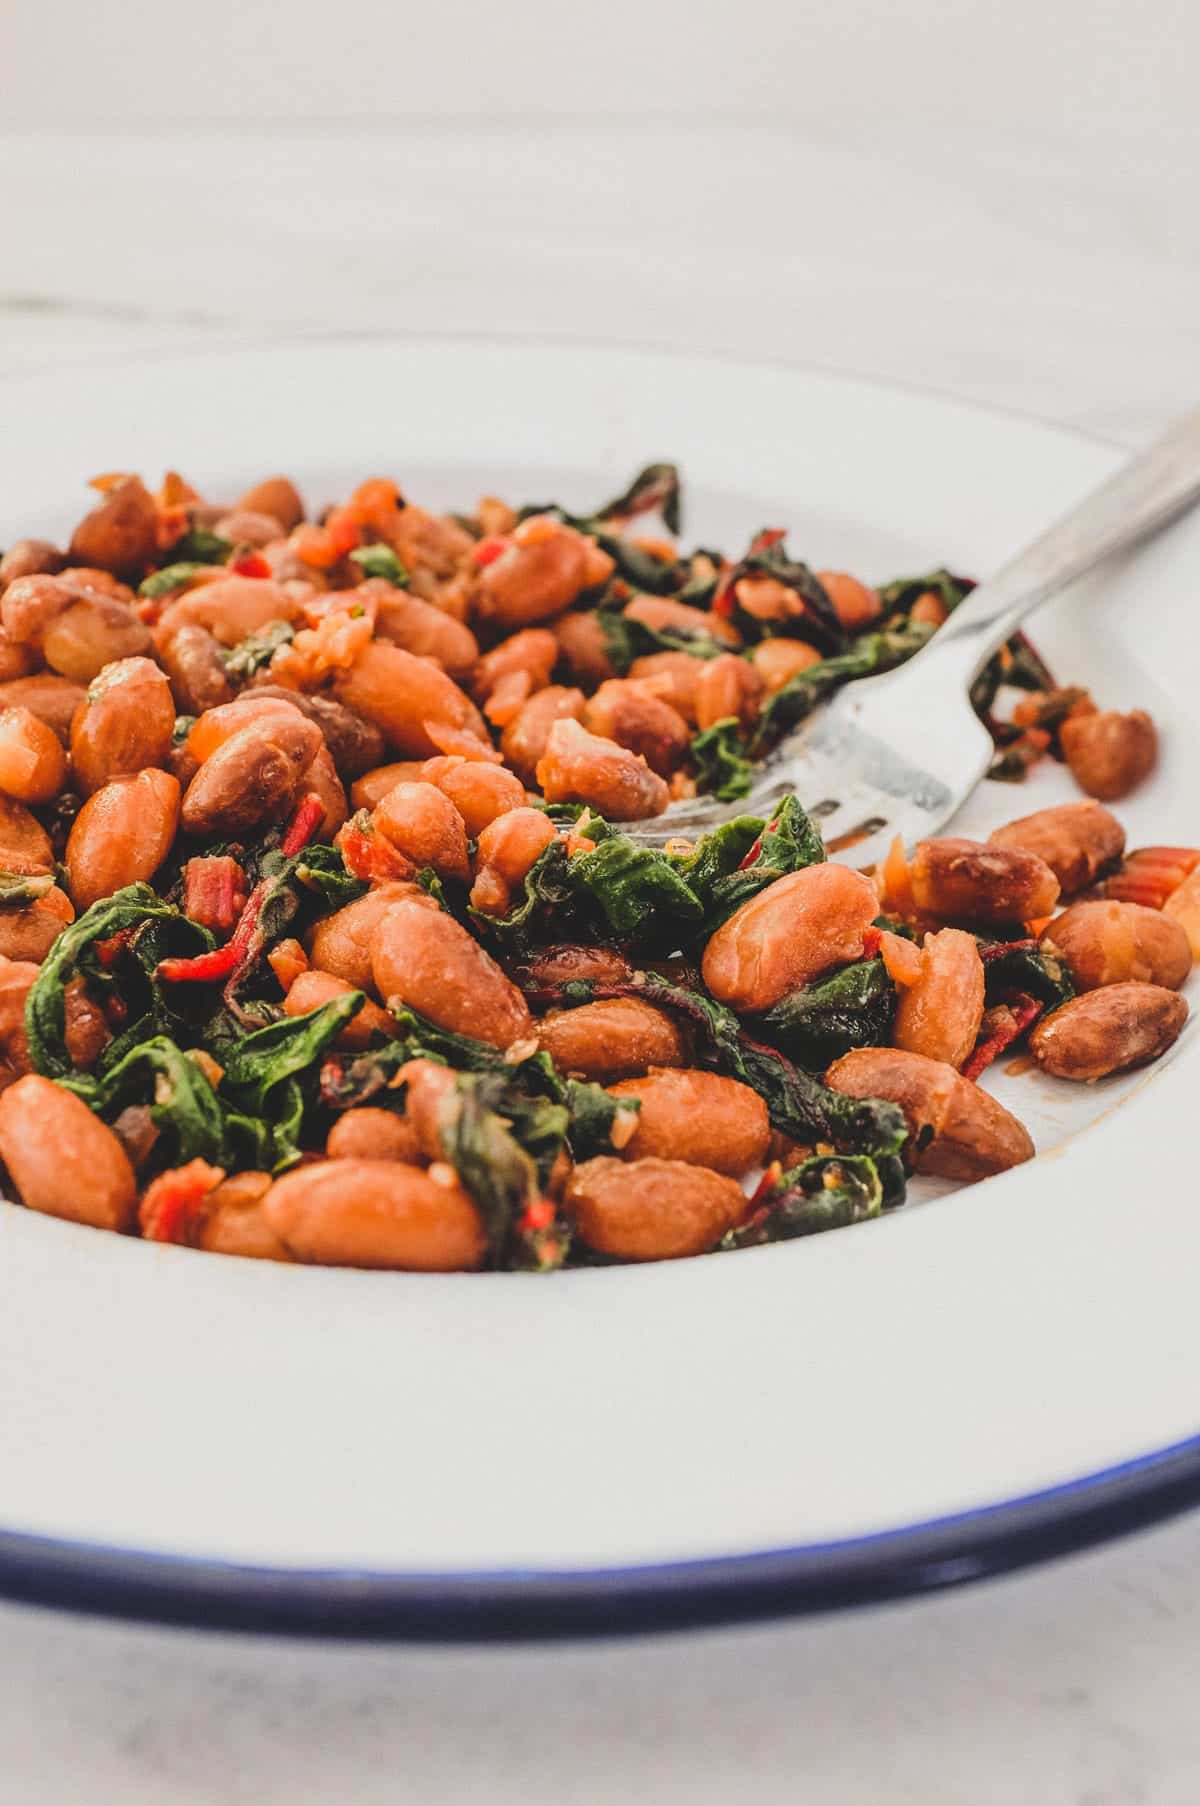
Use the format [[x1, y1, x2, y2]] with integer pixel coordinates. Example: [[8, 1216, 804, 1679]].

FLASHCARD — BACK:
[[925, 404, 1200, 683]]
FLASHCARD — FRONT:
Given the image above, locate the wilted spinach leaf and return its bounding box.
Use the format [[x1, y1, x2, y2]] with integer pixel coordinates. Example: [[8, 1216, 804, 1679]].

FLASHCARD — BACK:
[[757, 959, 897, 1070], [688, 718, 753, 801], [724, 1155, 884, 1248], [349, 543, 409, 585]]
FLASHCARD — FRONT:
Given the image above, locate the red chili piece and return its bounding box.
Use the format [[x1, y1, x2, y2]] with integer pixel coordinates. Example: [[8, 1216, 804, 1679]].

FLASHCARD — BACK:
[[471, 535, 509, 568], [962, 993, 1042, 1083], [229, 551, 273, 579]]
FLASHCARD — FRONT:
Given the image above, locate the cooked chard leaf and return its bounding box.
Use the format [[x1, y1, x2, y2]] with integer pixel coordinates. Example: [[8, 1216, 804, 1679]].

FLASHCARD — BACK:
[[757, 959, 897, 1070], [0, 871, 56, 907], [470, 840, 575, 951], [437, 1072, 570, 1270], [348, 543, 409, 585], [62, 1035, 226, 1167], [159, 527, 232, 565], [562, 1080, 640, 1161], [221, 619, 295, 683], [752, 620, 934, 753], [220, 994, 364, 1115], [688, 718, 753, 801], [567, 835, 704, 941], [25, 886, 212, 1079], [595, 599, 727, 673], [292, 843, 366, 910], [687, 794, 824, 935], [718, 532, 845, 656], [876, 568, 975, 616], [725, 1156, 884, 1248], [979, 938, 1075, 1011], [592, 462, 682, 535], [138, 562, 213, 599]]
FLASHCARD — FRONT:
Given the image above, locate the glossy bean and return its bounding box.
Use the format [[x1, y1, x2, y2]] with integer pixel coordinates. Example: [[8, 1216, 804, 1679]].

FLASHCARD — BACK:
[[283, 970, 397, 1049], [607, 1068, 770, 1175], [552, 610, 617, 686], [988, 800, 1125, 895], [0, 1073, 137, 1230], [68, 475, 158, 578], [156, 623, 235, 715], [333, 641, 488, 758], [371, 898, 533, 1048], [65, 769, 181, 909], [180, 714, 323, 838], [160, 576, 302, 648], [0, 540, 65, 587], [234, 476, 305, 532], [627, 651, 702, 723], [69, 656, 175, 794], [892, 928, 986, 1069], [372, 781, 471, 881], [418, 755, 526, 836], [0, 887, 73, 962], [748, 638, 823, 694], [1030, 983, 1187, 1081], [826, 1046, 1035, 1181], [0, 706, 68, 803], [1061, 708, 1157, 801], [195, 1171, 293, 1262], [583, 679, 692, 776], [468, 807, 559, 915], [350, 760, 429, 810], [814, 570, 882, 630], [0, 574, 75, 645], [907, 837, 1060, 926], [308, 881, 436, 993], [185, 694, 305, 764], [565, 1156, 746, 1262], [325, 1107, 422, 1164], [372, 587, 479, 678], [536, 717, 670, 821], [0, 794, 54, 874], [477, 517, 614, 628], [43, 596, 153, 683], [693, 653, 764, 731], [702, 863, 881, 1012], [249, 686, 385, 779], [1041, 900, 1191, 992], [263, 1158, 486, 1270], [472, 628, 558, 702], [501, 684, 586, 784], [0, 675, 85, 745], [538, 998, 691, 1082]]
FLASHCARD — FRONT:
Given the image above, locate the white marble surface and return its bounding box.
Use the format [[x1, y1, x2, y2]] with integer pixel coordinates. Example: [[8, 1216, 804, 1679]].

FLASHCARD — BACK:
[[1, 123, 1199, 1804]]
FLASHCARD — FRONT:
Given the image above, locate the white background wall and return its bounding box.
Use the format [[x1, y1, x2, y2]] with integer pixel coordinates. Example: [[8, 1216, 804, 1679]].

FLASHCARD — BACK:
[[2, 0, 1198, 127]]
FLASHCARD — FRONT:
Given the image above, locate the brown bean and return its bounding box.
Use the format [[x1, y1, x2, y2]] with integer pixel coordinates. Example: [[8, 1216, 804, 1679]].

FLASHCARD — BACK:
[[0, 635, 36, 683], [396, 1057, 459, 1162], [63, 974, 111, 1069], [372, 587, 479, 678], [702, 863, 881, 1012], [477, 517, 614, 628], [0, 794, 54, 874], [501, 684, 586, 784], [159, 576, 301, 649], [472, 628, 558, 702], [325, 1107, 422, 1164], [308, 881, 435, 992], [583, 679, 692, 776], [418, 755, 526, 836], [693, 653, 763, 732], [1041, 900, 1192, 992], [212, 508, 286, 547], [607, 1068, 770, 1175], [65, 769, 180, 909], [0, 957, 38, 1088], [0, 675, 86, 746], [43, 596, 153, 683], [263, 1158, 487, 1270], [748, 637, 823, 695], [371, 898, 533, 1048], [334, 641, 488, 757], [565, 1156, 746, 1261], [0, 573, 75, 645], [908, 837, 1060, 926], [69, 656, 175, 795], [372, 781, 470, 881], [0, 539, 65, 587], [284, 969, 397, 1049], [814, 570, 882, 630], [57, 567, 135, 603], [892, 928, 985, 1069], [624, 595, 741, 647], [0, 1073, 136, 1230], [627, 651, 703, 723], [826, 1046, 1035, 1181], [1030, 983, 1187, 1081], [350, 760, 429, 810], [235, 476, 305, 532], [468, 806, 559, 915], [0, 887, 73, 962], [513, 942, 637, 993], [249, 686, 385, 779], [988, 801, 1125, 895], [552, 610, 617, 686], [0, 707, 68, 803], [181, 714, 323, 838], [536, 717, 669, 820], [185, 694, 304, 763], [196, 1171, 293, 1262], [68, 475, 158, 578], [1061, 708, 1157, 801], [538, 998, 691, 1082], [157, 622, 235, 715]]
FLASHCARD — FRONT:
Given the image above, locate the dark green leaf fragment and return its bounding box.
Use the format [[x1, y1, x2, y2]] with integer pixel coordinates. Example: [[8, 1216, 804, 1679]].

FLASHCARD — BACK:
[[724, 1155, 884, 1248], [592, 462, 682, 536], [757, 959, 897, 1070], [567, 835, 703, 939], [688, 718, 753, 801], [138, 562, 213, 599], [159, 527, 232, 565], [753, 620, 934, 754], [349, 543, 409, 585], [221, 619, 295, 684]]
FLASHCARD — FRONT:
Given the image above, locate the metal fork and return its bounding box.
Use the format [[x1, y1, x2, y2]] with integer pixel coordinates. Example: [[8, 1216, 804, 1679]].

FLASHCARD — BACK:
[[628, 406, 1200, 864]]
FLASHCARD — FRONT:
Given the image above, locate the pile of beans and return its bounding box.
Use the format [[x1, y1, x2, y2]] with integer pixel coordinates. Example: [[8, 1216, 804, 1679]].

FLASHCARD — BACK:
[[0, 468, 1189, 1270]]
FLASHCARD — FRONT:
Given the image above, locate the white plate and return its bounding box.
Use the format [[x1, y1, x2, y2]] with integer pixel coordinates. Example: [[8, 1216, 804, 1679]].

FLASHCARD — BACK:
[[2, 337, 1199, 1639]]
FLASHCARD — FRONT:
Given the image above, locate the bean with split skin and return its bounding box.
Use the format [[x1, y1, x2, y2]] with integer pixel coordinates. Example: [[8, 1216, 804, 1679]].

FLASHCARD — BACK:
[[892, 927, 986, 1070], [907, 837, 1060, 926], [181, 713, 323, 839], [65, 768, 181, 910], [308, 881, 437, 993], [702, 862, 881, 1013], [607, 1068, 771, 1176], [536, 717, 669, 821], [262, 1157, 487, 1270], [1029, 983, 1187, 1081], [468, 806, 559, 916], [501, 684, 586, 785], [826, 1046, 1034, 1181], [1061, 708, 1157, 801], [988, 800, 1125, 895], [0, 1073, 137, 1231], [1040, 899, 1191, 992], [371, 898, 534, 1048], [565, 1156, 746, 1262], [69, 656, 175, 795], [372, 781, 471, 881], [538, 998, 691, 1083]]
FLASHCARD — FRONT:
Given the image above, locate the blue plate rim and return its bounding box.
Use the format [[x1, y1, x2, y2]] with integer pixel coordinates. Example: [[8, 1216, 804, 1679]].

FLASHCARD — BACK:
[[2, 1432, 1199, 1640]]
